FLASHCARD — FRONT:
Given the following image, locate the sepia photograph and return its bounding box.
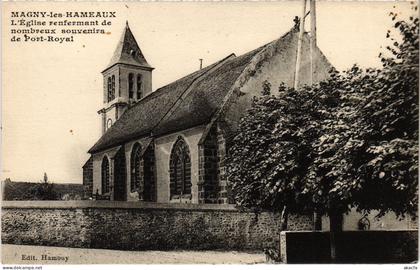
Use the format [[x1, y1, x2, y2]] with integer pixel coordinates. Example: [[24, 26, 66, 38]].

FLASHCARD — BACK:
[[1, 0, 418, 268]]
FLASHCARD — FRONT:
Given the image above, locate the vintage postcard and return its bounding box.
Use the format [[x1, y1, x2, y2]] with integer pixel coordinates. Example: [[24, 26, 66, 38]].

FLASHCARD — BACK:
[[1, 0, 418, 268]]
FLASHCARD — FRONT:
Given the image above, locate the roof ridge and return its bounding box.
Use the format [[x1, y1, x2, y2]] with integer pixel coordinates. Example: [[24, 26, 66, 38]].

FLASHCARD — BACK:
[[119, 53, 236, 120], [154, 52, 236, 93], [150, 53, 236, 135], [198, 28, 297, 145]]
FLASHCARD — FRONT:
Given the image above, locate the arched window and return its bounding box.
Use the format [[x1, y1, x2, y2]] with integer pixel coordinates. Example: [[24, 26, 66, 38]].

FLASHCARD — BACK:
[[169, 137, 191, 199], [130, 143, 142, 193], [128, 73, 134, 98], [101, 156, 110, 194], [136, 74, 143, 100], [111, 75, 115, 99], [107, 77, 112, 102]]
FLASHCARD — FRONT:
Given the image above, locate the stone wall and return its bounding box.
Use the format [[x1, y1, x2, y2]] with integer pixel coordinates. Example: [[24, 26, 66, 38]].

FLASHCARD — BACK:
[[82, 157, 93, 198], [2, 201, 312, 251], [198, 126, 219, 203], [198, 124, 228, 204]]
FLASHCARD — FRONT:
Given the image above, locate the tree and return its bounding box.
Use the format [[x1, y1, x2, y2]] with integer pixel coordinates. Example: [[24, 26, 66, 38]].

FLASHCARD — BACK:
[[350, 10, 419, 219], [227, 81, 317, 229], [29, 172, 58, 200], [227, 7, 418, 235]]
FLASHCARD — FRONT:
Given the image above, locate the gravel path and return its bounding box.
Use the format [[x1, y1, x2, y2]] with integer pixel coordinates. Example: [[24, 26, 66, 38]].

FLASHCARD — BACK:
[[2, 244, 266, 264]]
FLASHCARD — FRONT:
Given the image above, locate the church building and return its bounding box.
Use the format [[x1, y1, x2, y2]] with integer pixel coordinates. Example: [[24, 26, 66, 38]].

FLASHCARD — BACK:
[[83, 22, 332, 204]]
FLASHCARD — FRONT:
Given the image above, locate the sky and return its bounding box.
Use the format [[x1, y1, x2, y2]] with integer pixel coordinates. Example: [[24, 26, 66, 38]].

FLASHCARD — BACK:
[[2, 1, 414, 184]]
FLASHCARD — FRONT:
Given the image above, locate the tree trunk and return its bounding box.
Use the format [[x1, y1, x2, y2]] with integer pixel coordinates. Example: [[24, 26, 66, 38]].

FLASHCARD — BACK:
[[281, 206, 289, 231], [274, 206, 289, 263], [329, 212, 343, 232], [329, 211, 343, 262], [313, 212, 322, 230]]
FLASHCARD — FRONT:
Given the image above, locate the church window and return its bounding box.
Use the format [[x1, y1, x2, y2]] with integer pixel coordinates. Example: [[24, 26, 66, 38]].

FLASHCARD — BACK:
[[169, 137, 191, 199], [130, 143, 142, 193], [101, 156, 110, 194], [128, 73, 134, 98], [136, 74, 143, 100]]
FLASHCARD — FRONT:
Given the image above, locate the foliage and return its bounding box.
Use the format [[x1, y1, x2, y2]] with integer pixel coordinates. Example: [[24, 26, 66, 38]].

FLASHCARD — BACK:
[[2, 179, 85, 201], [351, 9, 419, 217], [227, 8, 418, 219], [28, 172, 59, 200]]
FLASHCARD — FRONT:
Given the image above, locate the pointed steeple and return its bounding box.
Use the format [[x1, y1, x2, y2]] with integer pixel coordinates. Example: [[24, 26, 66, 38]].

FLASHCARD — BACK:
[[104, 22, 152, 71]]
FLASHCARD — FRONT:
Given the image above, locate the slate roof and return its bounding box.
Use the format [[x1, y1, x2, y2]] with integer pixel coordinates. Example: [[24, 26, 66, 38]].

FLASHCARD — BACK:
[[153, 45, 267, 136], [104, 23, 152, 72], [89, 29, 294, 154]]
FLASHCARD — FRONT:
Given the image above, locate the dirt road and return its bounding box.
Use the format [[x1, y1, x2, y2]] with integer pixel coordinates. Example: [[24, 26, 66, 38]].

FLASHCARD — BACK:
[[2, 244, 266, 264]]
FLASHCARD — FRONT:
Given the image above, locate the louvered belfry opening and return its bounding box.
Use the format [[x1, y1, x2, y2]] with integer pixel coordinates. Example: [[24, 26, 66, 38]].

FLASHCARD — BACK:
[[169, 137, 192, 200]]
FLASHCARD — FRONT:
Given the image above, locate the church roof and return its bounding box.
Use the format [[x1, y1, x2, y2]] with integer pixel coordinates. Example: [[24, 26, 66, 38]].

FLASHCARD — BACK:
[[89, 53, 236, 153], [153, 45, 267, 137], [104, 23, 152, 72], [89, 29, 296, 154]]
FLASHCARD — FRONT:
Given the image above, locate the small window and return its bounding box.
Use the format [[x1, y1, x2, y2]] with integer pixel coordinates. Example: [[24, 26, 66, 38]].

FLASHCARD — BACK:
[[128, 73, 134, 99], [136, 74, 143, 100], [107, 119, 112, 129]]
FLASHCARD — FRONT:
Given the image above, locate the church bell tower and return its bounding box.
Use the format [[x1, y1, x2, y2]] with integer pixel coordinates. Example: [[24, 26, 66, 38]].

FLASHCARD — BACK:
[[99, 22, 154, 134]]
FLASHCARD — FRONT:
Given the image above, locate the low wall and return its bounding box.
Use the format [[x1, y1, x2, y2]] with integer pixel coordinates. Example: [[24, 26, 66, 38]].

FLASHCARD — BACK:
[[280, 230, 418, 263], [2, 201, 312, 251]]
